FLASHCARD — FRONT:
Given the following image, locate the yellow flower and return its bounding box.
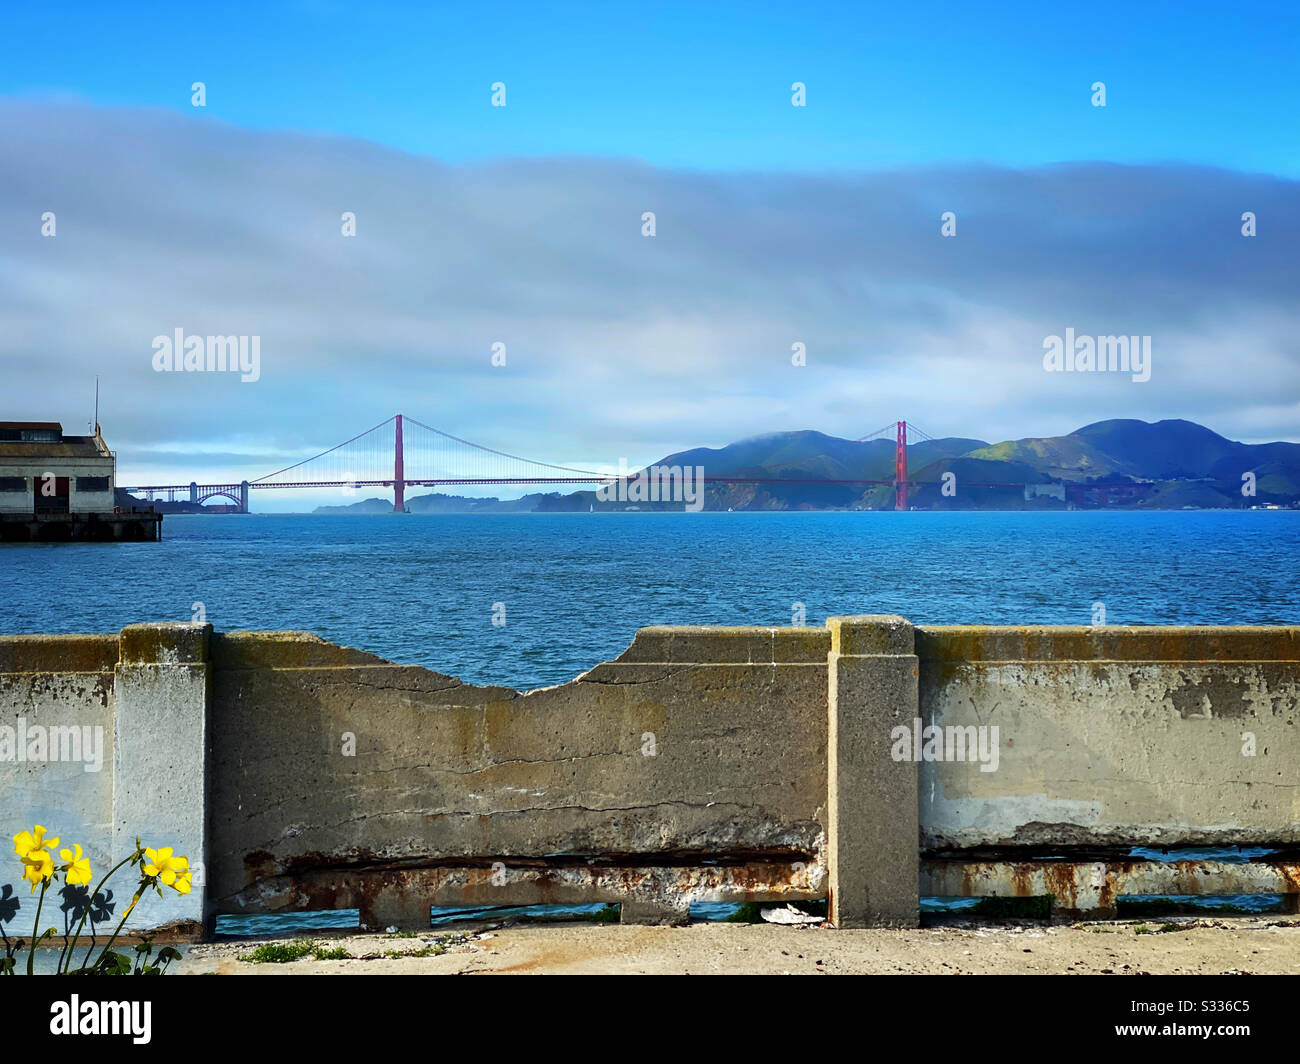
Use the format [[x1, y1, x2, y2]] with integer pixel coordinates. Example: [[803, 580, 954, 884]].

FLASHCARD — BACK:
[[142, 847, 190, 892], [14, 825, 59, 892], [59, 844, 93, 887], [14, 824, 59, 859], [20, 848, 55, 892]]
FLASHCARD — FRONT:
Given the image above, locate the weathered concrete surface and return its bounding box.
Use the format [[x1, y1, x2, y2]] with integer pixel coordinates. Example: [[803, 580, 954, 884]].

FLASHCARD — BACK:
[[4, 619, 1298, 933], [917, 625, 1300, 662], [0, 626, 211, 935], [0, 633, 120, 673], [918, 626, 1300, 851], [113, 623, 210, 932], [613, 625, 830, 664], [826, 615, 919, 928], [207, 627, 828, 927], [0, 643, 116, 890]]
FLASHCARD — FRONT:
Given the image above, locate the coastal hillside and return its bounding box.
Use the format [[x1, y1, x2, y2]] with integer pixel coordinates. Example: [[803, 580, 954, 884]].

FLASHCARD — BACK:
[[314, 419, 1300, 512]]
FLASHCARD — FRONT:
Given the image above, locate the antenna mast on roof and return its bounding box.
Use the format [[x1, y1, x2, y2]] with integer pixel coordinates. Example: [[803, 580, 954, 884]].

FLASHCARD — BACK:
[[94, 377, 99, 434]]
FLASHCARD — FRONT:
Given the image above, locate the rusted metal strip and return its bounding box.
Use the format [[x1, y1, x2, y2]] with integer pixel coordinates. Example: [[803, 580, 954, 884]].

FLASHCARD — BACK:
[[216, 858, 827, 929], [921, 859, 1300, 915]]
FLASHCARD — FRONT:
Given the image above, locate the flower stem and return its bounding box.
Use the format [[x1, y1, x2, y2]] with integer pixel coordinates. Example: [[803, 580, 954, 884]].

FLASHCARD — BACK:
[[27, 880, 48, 977], [59, 852, 138, 975], [86, 889, 141, 974]]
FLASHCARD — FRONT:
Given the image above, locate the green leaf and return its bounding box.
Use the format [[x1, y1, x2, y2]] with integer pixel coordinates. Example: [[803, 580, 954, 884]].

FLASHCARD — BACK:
[[95, 950, 132, 976]]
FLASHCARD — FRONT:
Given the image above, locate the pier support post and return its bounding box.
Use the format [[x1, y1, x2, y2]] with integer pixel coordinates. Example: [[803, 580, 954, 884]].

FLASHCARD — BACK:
[[825, 615, 919, 927]]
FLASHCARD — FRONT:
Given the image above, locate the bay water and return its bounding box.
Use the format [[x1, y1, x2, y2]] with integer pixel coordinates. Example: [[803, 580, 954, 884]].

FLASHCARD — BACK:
[[2, 510, 1296, 689]]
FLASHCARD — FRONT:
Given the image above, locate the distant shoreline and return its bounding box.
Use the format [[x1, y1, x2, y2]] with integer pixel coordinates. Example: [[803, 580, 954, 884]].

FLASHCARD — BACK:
[[151, 506, 1300, 517]]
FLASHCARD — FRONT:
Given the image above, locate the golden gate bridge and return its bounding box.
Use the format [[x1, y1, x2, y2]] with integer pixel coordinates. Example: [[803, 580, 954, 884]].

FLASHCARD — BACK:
[[120, 415, 1023, 513]]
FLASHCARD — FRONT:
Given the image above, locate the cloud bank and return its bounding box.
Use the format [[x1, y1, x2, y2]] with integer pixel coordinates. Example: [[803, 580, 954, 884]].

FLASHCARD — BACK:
[[1, 101, 1296, 495]]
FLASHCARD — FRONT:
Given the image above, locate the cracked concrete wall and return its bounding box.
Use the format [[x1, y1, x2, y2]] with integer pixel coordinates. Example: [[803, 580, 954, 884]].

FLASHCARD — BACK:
[[917, 626, 1300, 851], [207, 626, 829, 919], [6, 620, 1298, 932], [0, 636, 117, 886], [0, 627, 209, 937]]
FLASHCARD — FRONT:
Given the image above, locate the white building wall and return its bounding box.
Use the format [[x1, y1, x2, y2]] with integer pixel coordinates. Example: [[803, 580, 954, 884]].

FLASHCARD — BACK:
[[0, 456, 116, 514]]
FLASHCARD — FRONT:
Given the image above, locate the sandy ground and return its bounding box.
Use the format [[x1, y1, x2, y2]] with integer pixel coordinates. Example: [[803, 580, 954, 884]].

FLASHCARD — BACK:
[[177, 915, 1300, 975]]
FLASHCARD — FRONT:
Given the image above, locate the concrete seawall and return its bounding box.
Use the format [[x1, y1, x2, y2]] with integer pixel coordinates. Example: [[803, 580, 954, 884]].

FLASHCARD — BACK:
[[2, 618, 1296, 935]]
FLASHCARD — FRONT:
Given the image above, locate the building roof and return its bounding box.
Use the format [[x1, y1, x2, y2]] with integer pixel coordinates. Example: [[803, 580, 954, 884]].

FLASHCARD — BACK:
[[0, 437, 109, 459], [0, 422, 63, 431]]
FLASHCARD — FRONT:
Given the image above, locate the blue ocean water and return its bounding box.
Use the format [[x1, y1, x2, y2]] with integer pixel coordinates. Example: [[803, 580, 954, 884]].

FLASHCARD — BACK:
[[1, 510, 1297, 689]]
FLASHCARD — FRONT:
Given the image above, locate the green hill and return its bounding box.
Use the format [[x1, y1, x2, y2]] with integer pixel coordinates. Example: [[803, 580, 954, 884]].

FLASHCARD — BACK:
[[308, 419, 1300, 513]]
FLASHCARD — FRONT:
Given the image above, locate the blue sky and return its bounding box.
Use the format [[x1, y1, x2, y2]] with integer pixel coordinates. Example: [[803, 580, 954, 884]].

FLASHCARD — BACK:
[[1, 2, 1297, 508], [5, 0, 1298, 175]]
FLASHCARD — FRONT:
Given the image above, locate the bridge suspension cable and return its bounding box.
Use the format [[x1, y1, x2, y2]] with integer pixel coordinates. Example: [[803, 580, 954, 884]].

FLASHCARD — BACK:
[[401, 416, 604, 481], [250, 415, 397, 484], [856, 423, 896, 442]]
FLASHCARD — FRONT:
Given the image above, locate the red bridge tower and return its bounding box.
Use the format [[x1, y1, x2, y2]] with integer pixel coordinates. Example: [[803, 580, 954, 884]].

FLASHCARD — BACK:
[[393, 413, 405, 513], [895, 420, 908, 511]]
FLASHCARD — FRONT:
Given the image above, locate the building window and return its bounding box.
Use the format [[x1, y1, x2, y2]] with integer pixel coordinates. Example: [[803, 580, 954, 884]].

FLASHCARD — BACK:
[[0, 477, 26, 492], [77, 476, 110, 491], [0, 428, 60, 443]]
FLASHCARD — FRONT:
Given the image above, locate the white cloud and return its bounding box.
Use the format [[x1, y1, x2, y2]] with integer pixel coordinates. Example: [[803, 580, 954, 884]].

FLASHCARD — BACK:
[[1, 101, 1296, 494]]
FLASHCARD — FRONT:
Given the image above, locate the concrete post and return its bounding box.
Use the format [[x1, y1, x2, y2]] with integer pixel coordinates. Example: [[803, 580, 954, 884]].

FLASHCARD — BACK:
[[825, 615, 919, 927], [113, 623, 211, 934]]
